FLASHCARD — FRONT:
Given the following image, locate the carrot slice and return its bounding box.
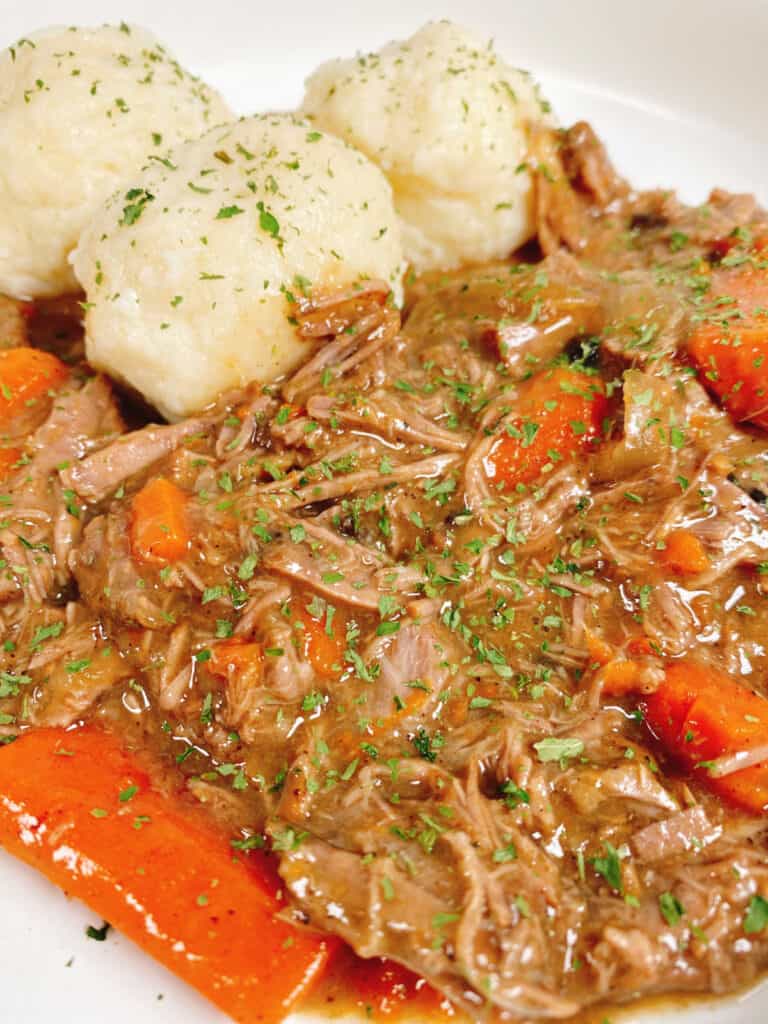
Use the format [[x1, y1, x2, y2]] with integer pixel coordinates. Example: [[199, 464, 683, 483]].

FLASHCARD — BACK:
[[626, 636, 654, 658], [689, 324, 768, 429], [584, 627, 613, 667], [295, 600, 347, 677], [0, 726, 336, 1021], [601, 659, 643, 697], [0, 446, 21, 479], [658, 529, 710, 575], [483, 367, 608, 492], [688, 258, 768, 429], [644, 661, 768, 814], [0, 347, 68, 426], [130, 477, 190, 564], [209, 638, 265, 679]]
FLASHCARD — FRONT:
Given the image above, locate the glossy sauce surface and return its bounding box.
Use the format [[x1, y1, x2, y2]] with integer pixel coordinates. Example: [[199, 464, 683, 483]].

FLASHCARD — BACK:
[[309, 948, 455, 1021]]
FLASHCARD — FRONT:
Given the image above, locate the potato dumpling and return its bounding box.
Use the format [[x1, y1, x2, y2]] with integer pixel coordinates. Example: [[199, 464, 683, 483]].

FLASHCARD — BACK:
[[302, 20, 550, 272], [72, 114, 404, 420], [0, 23, 232, 298]]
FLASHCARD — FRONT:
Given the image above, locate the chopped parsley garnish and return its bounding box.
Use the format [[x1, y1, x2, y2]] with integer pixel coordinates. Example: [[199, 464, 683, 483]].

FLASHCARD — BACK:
[[66, 659, 91, 674], [271, 828, 308, 852], [533, 737, 584, 763], [85, 921, 111, 942], [412, 727, 444, 762], [501, 780, 531, 808], [744, 894, 768, 934], [591, 842, 623, 893], [238, 553, 258, 581], [492, 843, 518, 863], [120, 188, 154, 226], [659, 891, 685, 926], [256, 201, 280, 238], [216, 204, 244, 219], [29, 621, 63, 651]]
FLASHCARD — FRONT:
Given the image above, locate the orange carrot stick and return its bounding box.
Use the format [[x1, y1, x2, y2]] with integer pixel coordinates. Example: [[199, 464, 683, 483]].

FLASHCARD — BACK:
[[644, 661, 768, 814], [658, 529, 710, 575], [0, 347, 68, 426], [0, 726, 336, 1022], [130, 477, 190, 564], [482, 366, 608, 492], [295, 600, 347, 677]]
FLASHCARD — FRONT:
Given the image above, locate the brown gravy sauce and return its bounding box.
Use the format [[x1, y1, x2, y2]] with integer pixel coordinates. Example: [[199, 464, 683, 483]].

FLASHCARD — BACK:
[[306, 948, 767, 1023], [16, 279, 768, 1024]]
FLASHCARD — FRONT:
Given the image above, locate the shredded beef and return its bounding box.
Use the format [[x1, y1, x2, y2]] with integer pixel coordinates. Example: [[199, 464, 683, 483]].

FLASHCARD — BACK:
[[0, 123, 767, 1019]]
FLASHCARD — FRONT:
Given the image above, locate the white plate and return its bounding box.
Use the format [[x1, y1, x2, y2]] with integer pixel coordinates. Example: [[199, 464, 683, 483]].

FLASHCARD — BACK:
[[0, 0, 766, 1021]]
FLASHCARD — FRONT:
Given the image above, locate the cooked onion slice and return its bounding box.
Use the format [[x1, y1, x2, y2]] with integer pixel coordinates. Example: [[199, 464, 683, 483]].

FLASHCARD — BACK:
[[704, 744, 768, 778]]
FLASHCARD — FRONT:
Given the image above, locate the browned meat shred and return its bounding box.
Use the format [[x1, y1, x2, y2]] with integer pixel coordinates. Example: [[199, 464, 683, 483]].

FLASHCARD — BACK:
[[0, 296, 27, 349], [1, 123, 768, 1021]]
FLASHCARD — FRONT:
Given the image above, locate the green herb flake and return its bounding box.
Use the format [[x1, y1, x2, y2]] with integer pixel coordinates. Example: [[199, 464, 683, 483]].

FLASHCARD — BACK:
[[533, 737, 584, 763], [591, 842, 623, 893], [412, 727, 443, 763], [659, 891, 685, 926], [501, 780, 531, 808], [120, 188, 154, 226], [492, 843, 518, 863], [238, 553, 259, 581], [216, 205, 244, 220], [256, 201, 280, 238], [744, 894, 768, 935], [29, 621, 64, 651], [66, 659, 91, 674]]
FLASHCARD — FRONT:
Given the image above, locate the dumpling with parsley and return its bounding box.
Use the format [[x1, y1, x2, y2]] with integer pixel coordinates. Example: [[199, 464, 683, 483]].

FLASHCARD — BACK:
[[301, 20, 550, 272], [72, 114, 404, 420], [0, 23, 232, 299]]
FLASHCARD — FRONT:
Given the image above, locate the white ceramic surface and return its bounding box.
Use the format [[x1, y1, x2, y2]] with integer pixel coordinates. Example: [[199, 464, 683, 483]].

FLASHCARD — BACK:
[[0, 0, 766, 1020]]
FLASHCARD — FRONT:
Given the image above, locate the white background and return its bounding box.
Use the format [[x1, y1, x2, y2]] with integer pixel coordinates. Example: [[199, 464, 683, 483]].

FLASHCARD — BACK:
[[0, 0, 766, 1021]]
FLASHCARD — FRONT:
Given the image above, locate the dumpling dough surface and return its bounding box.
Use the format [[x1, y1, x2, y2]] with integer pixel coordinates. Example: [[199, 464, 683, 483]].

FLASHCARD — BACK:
[[72, 114, 404, 420], [0, 23, 232, 298], [302, 20, 550, 272]]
